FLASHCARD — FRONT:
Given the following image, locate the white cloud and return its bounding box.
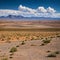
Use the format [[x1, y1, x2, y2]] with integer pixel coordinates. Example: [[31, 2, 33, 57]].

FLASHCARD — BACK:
[[18, 5, 59, 18], [37, 7, 47, 13], [47, 7, 56, 13], [0, 10, 21, 16], [18, 5, 56, 13], [0, 5, 60, 18], [18, 5, 36, 13]]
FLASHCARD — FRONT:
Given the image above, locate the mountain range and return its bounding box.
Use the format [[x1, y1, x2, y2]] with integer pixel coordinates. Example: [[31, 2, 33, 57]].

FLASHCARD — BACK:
[[0, 15, 60, 20], [0, 10, 60, 20]]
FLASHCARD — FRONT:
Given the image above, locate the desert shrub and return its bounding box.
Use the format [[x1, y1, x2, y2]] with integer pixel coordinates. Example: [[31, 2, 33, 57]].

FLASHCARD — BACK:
[[25, 40, 27, 41], [1, 35, 5, 38], [47, 51, 60, 57], [9, 56, 13, 59], [16, 45, 19, 47], [40, 43, 45, 46], [31, 38, 34, 40], [21, 41, 25, 45], [41, 38, 43, 39], [43, 39, 50, 44], [40, 39, 51, 46], [50, 36, 54, 38], [7, 37, 11, 40], [16, 37, 19, 40], [47, 53, 56, 57], [31, 44, 36, 46], [46, 50, 51, 53], [1, 39, 5, 41], [10, 47, 17, 53], [57, 35, 60, 37], [54, 51, 60, 54], [1, 58, 8, 60]]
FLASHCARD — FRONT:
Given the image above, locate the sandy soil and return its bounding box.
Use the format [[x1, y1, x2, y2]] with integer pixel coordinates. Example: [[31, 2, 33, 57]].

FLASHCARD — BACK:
[[0, 20, 60, 60], [0, 20, 60, 28], [0, 36, 60, 60]]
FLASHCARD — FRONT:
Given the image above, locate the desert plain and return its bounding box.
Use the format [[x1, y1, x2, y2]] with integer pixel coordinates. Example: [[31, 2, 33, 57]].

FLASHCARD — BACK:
[[0, 20, 60, 60]]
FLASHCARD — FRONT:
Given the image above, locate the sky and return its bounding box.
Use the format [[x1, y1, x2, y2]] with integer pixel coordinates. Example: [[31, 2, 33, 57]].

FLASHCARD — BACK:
[[0, 0, 60, 18]]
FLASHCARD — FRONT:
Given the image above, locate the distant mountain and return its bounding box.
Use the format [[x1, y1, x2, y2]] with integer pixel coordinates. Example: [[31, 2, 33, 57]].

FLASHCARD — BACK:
[[0, 15, 24, 19], [0, 9, 60, 20], [0, 15, 60, 20], [23, 17, 60, 20]]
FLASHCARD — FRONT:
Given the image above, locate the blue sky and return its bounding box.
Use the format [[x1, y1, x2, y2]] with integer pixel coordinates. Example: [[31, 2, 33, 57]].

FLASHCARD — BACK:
[[0, 0, 60, 18], [0, 0, 60, 12]]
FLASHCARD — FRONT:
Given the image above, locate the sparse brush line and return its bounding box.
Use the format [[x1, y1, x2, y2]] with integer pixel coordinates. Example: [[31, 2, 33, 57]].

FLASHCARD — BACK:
[[0, 28, 60, 31]]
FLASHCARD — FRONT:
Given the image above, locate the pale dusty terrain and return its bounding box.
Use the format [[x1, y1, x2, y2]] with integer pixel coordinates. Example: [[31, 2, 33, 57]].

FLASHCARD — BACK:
[[0, 20, 60, 28], [0, 36, 60, 60], [0, 20, 60, 60]]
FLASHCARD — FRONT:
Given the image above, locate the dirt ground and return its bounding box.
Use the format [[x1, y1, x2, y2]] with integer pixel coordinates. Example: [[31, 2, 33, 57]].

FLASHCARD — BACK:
[[0, 35, 60, 60], [0, 20, 60, 60]]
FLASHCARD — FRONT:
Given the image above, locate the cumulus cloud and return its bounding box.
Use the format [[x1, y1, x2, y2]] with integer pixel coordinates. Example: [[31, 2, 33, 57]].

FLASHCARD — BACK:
[[18, 5, 56, 13], [18, 5, 36, 13], [37, 7, 47, 13], [47, 7, 56, 13], [18, 5, 59, 17], [0, 5, 60, 18], [0, 10, 22, 16]]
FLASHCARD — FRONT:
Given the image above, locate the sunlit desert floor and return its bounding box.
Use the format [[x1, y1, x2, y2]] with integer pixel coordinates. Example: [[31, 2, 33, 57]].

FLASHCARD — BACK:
[[0, 20, 60, 60], [0, 31, 60, 60]]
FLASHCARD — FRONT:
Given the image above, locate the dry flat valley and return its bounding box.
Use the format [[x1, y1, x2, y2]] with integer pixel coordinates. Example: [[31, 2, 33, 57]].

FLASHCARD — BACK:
[[0, 20, 60, 60]]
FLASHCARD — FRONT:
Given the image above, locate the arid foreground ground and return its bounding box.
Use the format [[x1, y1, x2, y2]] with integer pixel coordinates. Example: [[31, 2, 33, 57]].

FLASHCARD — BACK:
[[0, 20, 60, 60]]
